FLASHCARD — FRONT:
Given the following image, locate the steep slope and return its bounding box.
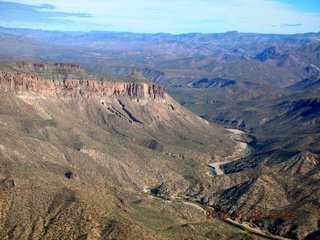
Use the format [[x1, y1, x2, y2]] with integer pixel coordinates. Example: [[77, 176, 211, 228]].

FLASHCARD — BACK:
[[0, 62, 235, 162], [0, 62, 248, 239]]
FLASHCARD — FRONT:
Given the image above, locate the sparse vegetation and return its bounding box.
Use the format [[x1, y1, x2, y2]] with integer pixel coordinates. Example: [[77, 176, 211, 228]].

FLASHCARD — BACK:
[[0, 26, 319, 239]]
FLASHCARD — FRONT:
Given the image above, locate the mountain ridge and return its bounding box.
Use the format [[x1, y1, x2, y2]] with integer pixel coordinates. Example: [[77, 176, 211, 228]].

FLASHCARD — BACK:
[[1, 27, 319, 89]]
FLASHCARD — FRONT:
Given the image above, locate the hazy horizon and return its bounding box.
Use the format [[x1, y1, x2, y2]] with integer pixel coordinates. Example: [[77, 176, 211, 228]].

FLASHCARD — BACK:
[[2, 25, 320, 36]]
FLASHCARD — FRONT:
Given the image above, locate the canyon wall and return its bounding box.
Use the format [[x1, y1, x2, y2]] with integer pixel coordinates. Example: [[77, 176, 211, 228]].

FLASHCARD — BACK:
[[0, 72, 166, 99]]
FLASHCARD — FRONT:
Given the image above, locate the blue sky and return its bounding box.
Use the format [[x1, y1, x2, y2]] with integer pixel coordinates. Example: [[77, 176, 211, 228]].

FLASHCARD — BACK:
[[1, 0, 319, 34]]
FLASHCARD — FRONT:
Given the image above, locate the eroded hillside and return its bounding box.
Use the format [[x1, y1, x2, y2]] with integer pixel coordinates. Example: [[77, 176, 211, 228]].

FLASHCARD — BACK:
[[0, 62, 254, 239]]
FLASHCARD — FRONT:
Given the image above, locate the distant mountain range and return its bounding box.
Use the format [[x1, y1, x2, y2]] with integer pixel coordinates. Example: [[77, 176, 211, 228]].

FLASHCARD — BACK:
[[0, 26, 319, 87]]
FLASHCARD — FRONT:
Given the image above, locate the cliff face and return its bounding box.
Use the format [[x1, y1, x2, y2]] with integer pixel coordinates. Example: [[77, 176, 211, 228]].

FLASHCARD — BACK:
[[0, 72, 166, 99], [0, 68, 235, 163]]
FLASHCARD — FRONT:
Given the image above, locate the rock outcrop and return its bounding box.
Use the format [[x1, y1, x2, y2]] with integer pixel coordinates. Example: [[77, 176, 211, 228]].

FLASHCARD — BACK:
[[0, 72, 166, 100]]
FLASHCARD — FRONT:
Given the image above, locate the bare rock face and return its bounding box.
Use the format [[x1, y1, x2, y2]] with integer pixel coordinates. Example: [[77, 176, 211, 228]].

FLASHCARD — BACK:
[[0, 72, 166, 100]]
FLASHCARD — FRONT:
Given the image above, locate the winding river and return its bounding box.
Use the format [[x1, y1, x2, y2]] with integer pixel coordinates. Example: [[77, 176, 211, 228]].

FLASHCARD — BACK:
[[208, 128, 251, 176]]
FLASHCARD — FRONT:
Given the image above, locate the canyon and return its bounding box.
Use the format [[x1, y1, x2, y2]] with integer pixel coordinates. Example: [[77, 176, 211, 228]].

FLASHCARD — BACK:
[[0, 26, 319, 239]]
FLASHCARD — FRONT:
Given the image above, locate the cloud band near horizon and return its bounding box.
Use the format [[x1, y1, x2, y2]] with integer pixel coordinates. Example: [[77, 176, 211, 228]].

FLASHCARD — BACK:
[[0, 0, 319, 34]]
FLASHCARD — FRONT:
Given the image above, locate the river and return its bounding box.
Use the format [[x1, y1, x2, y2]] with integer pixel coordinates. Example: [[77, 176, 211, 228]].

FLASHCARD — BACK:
[[208, 128, 250, 176]]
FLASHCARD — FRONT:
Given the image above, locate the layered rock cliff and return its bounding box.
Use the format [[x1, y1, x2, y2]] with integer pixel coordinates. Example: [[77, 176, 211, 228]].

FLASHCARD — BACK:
[[0, 71, 166, 100], [0, 63, 236, 165]]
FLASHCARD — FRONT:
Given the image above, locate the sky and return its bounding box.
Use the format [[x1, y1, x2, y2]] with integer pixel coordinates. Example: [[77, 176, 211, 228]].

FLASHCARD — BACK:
[[0, 0, 320, 34]]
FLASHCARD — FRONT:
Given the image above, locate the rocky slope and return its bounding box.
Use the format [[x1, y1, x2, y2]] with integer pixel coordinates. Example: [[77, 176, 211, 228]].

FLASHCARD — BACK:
[[0, 62, 235, 163], [0, 62, 248, 239], [164, 88, 320, 239]]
